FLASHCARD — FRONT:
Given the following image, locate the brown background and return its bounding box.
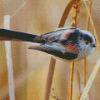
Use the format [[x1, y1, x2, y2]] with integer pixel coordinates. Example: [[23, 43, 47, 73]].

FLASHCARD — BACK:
[[0, 0, 100, 100]]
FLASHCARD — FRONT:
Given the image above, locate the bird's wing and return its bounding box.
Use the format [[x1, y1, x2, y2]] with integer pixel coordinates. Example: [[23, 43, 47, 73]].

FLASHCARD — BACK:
[[28, 44, 78, 60], [33, 27, 76, 43]]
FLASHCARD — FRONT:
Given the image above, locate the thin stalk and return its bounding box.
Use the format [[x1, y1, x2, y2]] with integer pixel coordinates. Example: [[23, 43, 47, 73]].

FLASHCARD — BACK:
[[68, 62, 74, 100], [4, 15, 15, 100], [80, 57, 100, 100]]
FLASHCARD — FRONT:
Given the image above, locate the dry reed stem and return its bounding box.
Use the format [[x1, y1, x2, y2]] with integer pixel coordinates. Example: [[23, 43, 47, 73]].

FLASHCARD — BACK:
[[83, 58, 86, 88], [4, 15, 15, 100], [86, 0, 91, 31], [83, 0, 91, 98], [80, 57, 100, 100], [83, 1, 100, 54], [83, 59, 89, 100], [68, 62, 74, 100], [58, 0, 76, 27], [45, 57, 56, 100], [68, 1, 80, 99], [80, 1, 100, 100]]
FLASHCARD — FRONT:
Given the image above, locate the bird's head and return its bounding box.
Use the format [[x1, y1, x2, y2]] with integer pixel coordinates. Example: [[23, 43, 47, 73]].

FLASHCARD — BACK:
[[75, 29, 96, 60]]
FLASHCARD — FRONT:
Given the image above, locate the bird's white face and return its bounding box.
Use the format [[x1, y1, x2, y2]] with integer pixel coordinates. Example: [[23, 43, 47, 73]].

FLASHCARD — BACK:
[[76, 30, 96, 61]]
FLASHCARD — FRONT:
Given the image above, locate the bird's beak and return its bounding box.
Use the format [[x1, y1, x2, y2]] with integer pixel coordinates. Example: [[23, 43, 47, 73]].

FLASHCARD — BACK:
[[91, 44, 96, 47]]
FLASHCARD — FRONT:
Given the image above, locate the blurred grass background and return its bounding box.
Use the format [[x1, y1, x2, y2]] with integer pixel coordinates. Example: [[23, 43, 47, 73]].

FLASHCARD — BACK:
[[0, 0, 100, 100]]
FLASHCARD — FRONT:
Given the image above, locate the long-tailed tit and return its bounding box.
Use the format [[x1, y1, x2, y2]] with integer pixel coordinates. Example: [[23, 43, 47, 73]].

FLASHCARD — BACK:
[[0, 27, 96, 61]]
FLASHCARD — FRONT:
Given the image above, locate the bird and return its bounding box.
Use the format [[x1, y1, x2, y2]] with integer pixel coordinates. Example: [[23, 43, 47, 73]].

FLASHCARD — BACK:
[[0, 27, 96, 62]]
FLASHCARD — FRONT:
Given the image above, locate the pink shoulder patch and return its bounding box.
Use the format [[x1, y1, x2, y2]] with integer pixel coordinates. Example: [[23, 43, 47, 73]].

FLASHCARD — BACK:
[[61, 30, 75, 40], [63, 41, 79, 54]]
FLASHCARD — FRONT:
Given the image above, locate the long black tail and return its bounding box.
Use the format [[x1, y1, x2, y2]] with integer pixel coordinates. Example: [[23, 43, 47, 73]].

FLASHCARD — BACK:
[[0, 29, 38, 42]]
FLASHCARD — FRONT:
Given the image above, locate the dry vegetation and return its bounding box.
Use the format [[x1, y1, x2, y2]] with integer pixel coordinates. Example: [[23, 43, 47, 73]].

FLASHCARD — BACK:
[[0, 0, 100, 100]]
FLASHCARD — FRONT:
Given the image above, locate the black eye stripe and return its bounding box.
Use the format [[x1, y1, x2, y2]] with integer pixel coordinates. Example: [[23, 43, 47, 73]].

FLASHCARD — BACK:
[[83, 35, 92, 43]]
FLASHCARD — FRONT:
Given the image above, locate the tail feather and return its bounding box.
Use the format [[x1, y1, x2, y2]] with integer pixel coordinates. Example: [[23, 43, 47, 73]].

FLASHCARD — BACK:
[[0, 29, 38, 42]]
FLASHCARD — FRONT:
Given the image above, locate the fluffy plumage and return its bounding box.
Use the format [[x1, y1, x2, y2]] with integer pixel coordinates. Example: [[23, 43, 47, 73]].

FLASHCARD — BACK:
[[28, 27, 96, 61], [0, 27, 96, 62]]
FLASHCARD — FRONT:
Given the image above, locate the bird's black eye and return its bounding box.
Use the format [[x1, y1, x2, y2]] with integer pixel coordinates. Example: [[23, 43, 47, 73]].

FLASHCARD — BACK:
[[85, 41, 90, 45]]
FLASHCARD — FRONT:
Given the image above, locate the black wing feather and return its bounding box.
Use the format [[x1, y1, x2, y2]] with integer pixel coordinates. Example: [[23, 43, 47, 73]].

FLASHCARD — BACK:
[[38, 44, 78, 60]]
